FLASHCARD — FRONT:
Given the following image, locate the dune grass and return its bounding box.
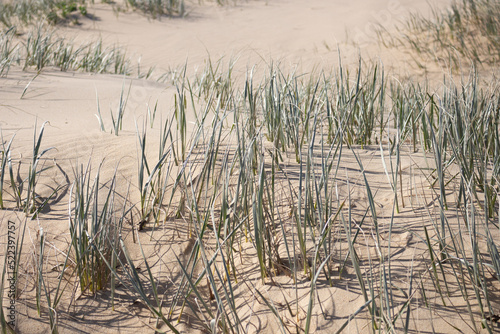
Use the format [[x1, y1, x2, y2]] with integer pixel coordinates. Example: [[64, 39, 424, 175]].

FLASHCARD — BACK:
[[3, 57, 499, 332], [123, 0, 238, 18], [1, 57, 499, 333], [124, 0, 186, 18], [0, 122, 58, 218], [0, 0, 89, 28], [378, 0, 500, 69], [1, 0, 500, 333], [0, 25, 132, 76]]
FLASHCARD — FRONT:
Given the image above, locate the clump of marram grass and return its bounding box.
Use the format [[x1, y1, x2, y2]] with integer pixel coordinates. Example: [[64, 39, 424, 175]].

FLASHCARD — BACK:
[[0, 122, 59, 217], [0, 27, 19, 76], [69, 161, 121, 295], [0, 24, 132, 76], [0, 0, 89, 28], [122, 0, 238, 19], [124, 0, 185, 18], [24, 24, 131, 73], [377, 0, 500, 68]]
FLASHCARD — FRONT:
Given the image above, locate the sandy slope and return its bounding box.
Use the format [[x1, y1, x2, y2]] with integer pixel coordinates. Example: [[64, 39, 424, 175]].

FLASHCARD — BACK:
[[59, 0, 452, 71], [3, 0, 495, 333]]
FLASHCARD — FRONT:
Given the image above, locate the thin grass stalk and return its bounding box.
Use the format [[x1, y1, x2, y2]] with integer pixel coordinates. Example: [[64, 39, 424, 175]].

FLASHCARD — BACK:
[[305, 204, 343, 333], [25, 121, 54, 215], [0, 133, 14, 209], [111, 80, 131, 136]]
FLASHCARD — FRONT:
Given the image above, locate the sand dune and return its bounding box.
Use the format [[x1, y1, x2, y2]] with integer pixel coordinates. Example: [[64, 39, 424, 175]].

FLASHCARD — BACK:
[[1, 0, 498, 333]]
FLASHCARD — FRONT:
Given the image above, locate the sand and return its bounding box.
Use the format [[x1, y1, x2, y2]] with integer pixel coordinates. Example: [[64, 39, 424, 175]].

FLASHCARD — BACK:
[[2, 0, 498, 333]]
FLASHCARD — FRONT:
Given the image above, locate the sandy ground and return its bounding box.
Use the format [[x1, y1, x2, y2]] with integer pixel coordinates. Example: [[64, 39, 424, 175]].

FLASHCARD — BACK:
[[56, 0, 454, 71], [3, 0, 498, 333]]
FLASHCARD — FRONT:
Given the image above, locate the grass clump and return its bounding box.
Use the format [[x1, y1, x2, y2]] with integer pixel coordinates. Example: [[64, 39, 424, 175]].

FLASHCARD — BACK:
[[0, 122, 58, 217], [125, 0, 186, 18], [0, 25, 131, 76], [29, 161, 121, 332], [69, 161, 121, 294], [123, 0, 238, 19], [0, 27, 18, 76], [379, 0, 500, 68], [0, 0, 89, 28]]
